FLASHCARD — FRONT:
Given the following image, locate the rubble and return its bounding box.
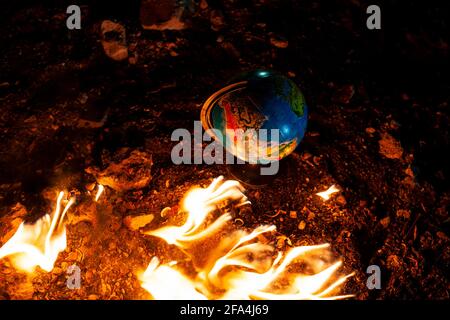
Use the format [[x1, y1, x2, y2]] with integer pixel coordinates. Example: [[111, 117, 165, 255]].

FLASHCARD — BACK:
[[86, 150, 153, 192], [100, 20, 128, 61], [270, 35, 289, 49], [379, 133, 403, 159], [124, 214, 155, 231], [140, 0, 187, 30]]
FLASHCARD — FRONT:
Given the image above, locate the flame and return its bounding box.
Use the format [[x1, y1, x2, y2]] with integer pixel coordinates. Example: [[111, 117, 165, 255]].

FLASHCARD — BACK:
[[141, 176, 353, 300], [316, 185, 339, 201], [0, 191, 75, 272], [95, 184, 104, 202]]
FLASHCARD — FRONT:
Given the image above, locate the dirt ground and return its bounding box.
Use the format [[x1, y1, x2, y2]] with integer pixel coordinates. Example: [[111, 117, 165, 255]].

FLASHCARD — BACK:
[[0, 0, 448, 299]]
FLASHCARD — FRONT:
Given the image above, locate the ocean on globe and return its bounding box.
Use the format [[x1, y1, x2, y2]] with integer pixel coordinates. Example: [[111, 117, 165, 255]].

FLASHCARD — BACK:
[[201, 70, 308, 164]]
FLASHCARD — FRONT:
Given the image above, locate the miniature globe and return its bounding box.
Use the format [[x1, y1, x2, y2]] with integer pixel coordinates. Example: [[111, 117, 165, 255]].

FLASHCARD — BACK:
[[201, 70, 308, 163]]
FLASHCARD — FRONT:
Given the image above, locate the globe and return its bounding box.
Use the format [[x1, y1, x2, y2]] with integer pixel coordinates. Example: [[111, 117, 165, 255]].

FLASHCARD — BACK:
[[201, 70, 308, 164]]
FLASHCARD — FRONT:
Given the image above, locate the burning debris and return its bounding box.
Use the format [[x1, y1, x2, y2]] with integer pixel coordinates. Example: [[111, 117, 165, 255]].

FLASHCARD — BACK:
[[0, 192, 75, 273], [316, 185, 340, 201], [94, 184, 105, 202], [140, 176, 353, 300]]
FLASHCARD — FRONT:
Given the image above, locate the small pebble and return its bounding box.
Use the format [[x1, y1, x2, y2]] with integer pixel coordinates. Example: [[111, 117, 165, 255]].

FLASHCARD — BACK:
[[396, 209, 410, 219], [380, 216, 390, 228], [298, 221, 306, 230]]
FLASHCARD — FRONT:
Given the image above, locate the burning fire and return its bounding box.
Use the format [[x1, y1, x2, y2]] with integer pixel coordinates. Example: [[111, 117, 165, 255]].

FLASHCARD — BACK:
[[316, 185, 339, 201], [0, 191, 75, 272], [140, 176, 353, 300], [95, 184, 105, 202]]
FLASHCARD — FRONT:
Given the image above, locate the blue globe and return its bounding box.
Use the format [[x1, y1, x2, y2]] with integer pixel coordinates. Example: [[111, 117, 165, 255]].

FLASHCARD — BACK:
[[201, 70, 308, 163]]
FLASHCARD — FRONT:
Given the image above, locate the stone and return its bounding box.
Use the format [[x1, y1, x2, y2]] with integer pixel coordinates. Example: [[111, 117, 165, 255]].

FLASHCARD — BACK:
[[0, 203, 27, 244], [365, 127, 376, 134], [86, 150, 153, 192], [386, 255, 401, 269], [100, 20, 128, 61], [124, 214, 154, 231], [140, 0, 187, 30], [270, 35, 289, 48], [336, 195, 347, 206], [380, 216, 390, 228], [379, 133, 403, 159], [66, 251, 78, 261], [210, 10, 225, 31], [298, 220, 306, 230], [396, 209, 410, 219], [67, 202, 98, 226]]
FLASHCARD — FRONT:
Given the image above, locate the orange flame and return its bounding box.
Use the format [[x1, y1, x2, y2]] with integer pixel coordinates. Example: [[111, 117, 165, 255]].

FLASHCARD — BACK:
[[316, 185, 339, 201], [140, 176, 353, 300], [0, 191, 75, 272], [95, 184, 104, 202]]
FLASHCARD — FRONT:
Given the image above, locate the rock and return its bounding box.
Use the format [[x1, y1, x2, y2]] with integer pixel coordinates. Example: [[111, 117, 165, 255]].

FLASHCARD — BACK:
[[88, 294, 99, 300], [53, 267, 62, 275], [396, 209, 410, 219], [405, 167, 414, 177], [0, 203, 27, 244], [379, 133, 403, 159], [336, 195, 347, 206], [140, 0, 187, 30], [380, 216, 390, 228], [86, 150, 153, 192], [436, 231, 449, 241], [289, 211, 297, 219], [332, 85, 355, 104], [270, 35, 289, 48], [298, 220, 306, 230], [386, 254, 401, 270], [365, 127, 376, 134], [100, 20, 128, 61], [66, 251, 78, 261], [200, 0, 208, 10], [85, 270, 94, 283], [67, 202, 98, 226], [124, 214, 154, 231], [210, 10, 225, 31]]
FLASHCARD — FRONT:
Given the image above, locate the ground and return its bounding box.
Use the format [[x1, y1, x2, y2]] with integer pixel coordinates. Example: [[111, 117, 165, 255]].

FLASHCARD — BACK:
[[0, 0, 449, 300]]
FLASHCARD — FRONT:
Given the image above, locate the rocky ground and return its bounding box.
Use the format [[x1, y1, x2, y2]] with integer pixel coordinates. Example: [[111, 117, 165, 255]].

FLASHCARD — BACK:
[[0, 0, 448, 299]]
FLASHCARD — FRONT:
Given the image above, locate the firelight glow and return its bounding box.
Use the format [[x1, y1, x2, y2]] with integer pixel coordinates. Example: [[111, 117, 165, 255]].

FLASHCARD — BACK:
[[140, 176, 353, 300], [95, 184, 105, 202], [0, 191, 75, 273], [316, 185, 340, 201]]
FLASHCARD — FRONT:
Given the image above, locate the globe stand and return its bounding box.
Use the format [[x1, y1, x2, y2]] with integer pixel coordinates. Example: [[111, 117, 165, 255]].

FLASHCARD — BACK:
[[226, 158, 289, 188]]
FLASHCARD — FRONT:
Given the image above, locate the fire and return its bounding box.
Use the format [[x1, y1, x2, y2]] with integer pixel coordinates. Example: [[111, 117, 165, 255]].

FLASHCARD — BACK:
[[95, 184, 105, 202], [0, 191, 75, 272], [316, 185, 339, 201], [140, 176, 353, 300]]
